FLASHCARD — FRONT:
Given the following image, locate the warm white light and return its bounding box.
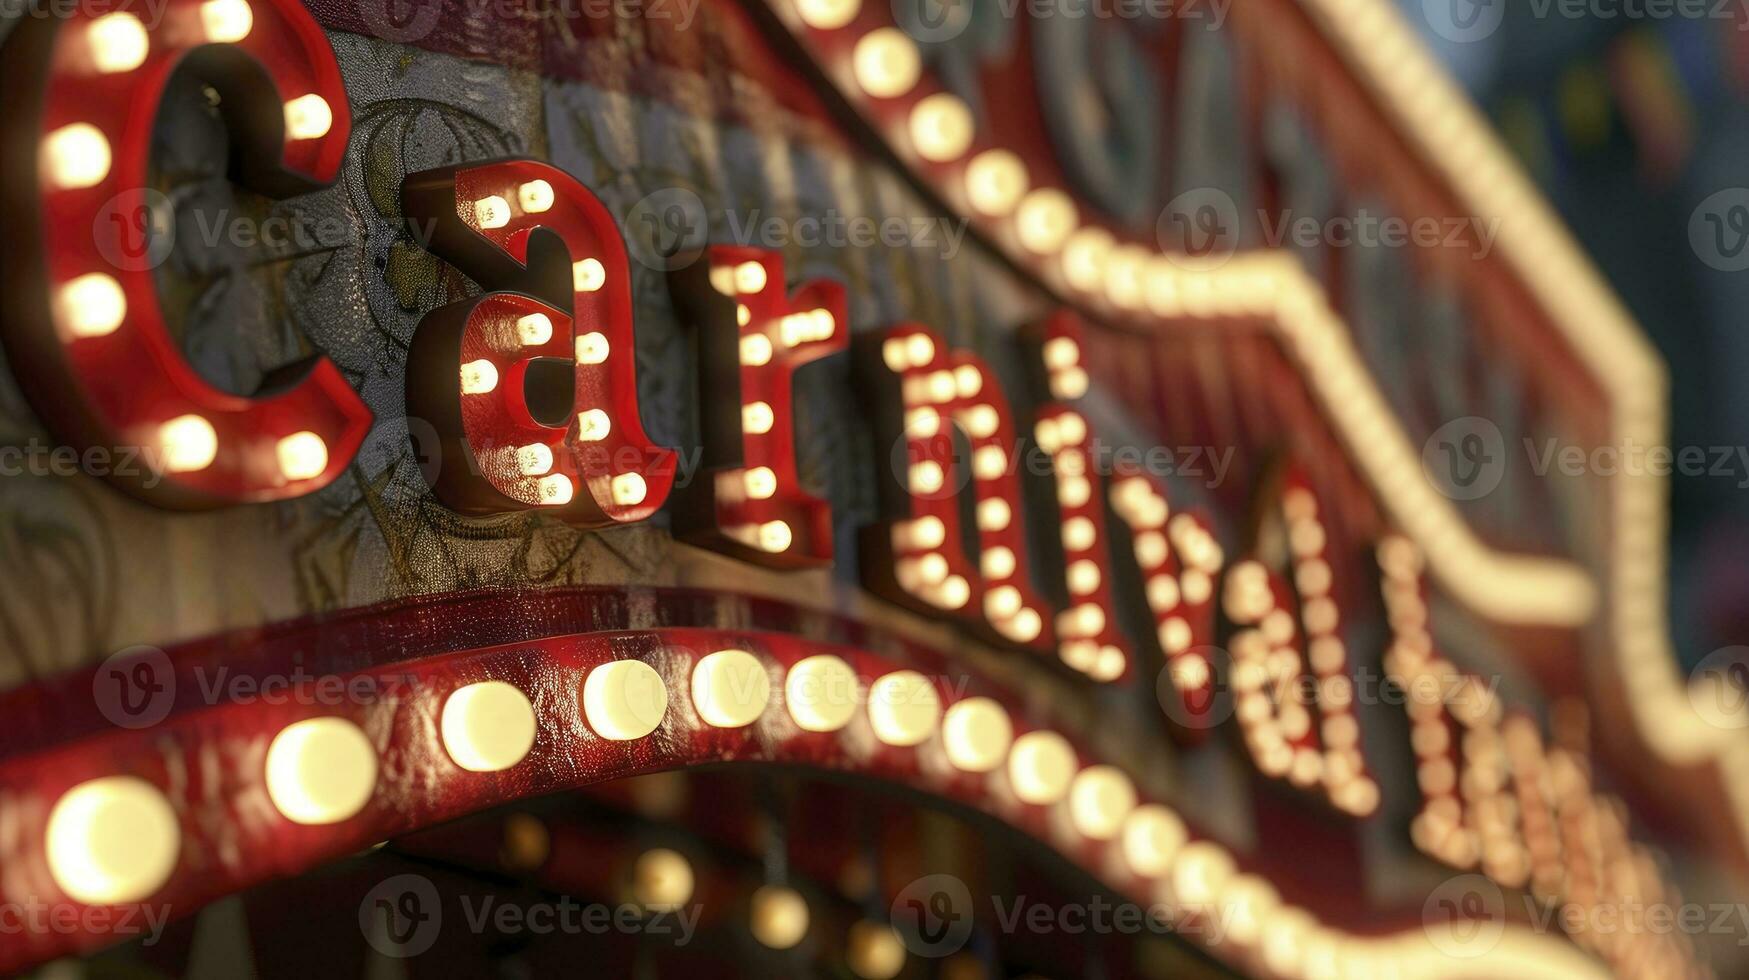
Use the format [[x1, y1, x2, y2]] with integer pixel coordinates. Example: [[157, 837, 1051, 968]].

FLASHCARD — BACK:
[[518, 179, 555, 213], [1069, 765, 1136, 840], [1067, 559, 1100, 594], [158, 414, 218, 473], [751, 885, 810, 949], [867, 670, 940, 747], [632, 848, 693, 910], [692, 649, 770, 728], [277, 431, 328, 480], [575, 331, 609, 364], [734, 261, 767, 293], [758, 520, 793, 552], [852, 28, 921, 99], [909, 94, 974, 162], [516, 442, 554, 475], [1121, 805, 1186, 877], [1062, 228, 1114, 292], [1015, 189, 1075, 253], [283, 94, 332, 141], [981, 545, 1016, 580], [965, 149, 1028, 216], [743, 401, 774, 434], [461, 358, 499, 394], [474, 195, 511, 229], [46, 777, 179, 905], [1008, 730, 1075, 805], [786, 655, 858, 732], [537, 474, 573, 504], [847, 920, 906, 980], [265, 717, 378, 825], [577, 408, 612, 442], [795, 0, 858, 29], [42, 123, 110, 189], [611, 471, 647, 507], [573, 258, 606, 292], [441, 681, 537, 772], [942, 697, 1012, 773], [1062, 516, 1096, 552], [55, 273, 126, 338], [741, 334, 773, 366], [199, 0, 253, 42], [516, 312, 554, 346], [583, 659, 668, 740], [1043, 336, 1079, 370], [905, 333, 935, 366], [745, 466, 778, 499], [977, 498, 1010, 531], [87, 13, 148, 73]]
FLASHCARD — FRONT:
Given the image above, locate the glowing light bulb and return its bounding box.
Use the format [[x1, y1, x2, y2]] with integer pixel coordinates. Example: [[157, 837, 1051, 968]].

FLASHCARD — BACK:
[[985, 585, 1022, 621], [910, 460, 944, 494], [511, 312, 552, 347], [909, 94, 974, 162], [795, 0, 858, 29], [55, 273, 125, 339], [1069, 765, 1136, 840], [692, 649, 770, 728], [575, 331, 609, 364], [473, 195, 511, 229], [632, 848, 693, 910], [582, 659, 667, 740], [759, 520, 793, 552], [1015, 189, 1076, 254], [277, 431, 328, 481], [576, 408, 611, 442], [46, 777, 179, 905], [199, 0, 252, 42], [610, 471, 647, 507], [158, 414, 217, 473], [516, 442, 554, 475], [42, 123, 110, 189], [572, 258, 606, 292], [751, 885, 810, 949], [264, 717, 378, 825], [743, 401, 774, 434], [460, 358, 499, 394], [734, 261, 767, 293], [965, 149, 1028, 216], [853, 28, 921, 99], [517, 179, 554, 213], [1044, 336, 1079, 370], [905, 333, 935, 365], [786, 655, 858, 731], [942, 697, 1012, 773], [847, 920, 907, 980], [740, 334, 773, 366], [982, 546, 1016, 580], [954, 364, 982, 398], [1121, 805, 1187, 877], [1008, 730, 1075, 805], [441, 681, 537, 772], [744, 466, 778, 499], [87, 13, 148, 73], [1067, 559, 1100, 594], [283, 94, 332, 141], [1062, 227, 1114, 292], [867, 670, 940, 747], [910, 515, 946, 549], [977, 497, 1010, 531], [737, 304, 752, 327], [538, 473, 573, 504], [972, 445, 1005, 480], [1063, 516, 1095, 551]]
